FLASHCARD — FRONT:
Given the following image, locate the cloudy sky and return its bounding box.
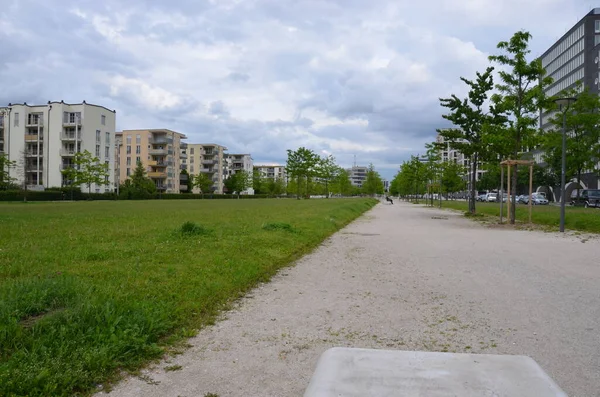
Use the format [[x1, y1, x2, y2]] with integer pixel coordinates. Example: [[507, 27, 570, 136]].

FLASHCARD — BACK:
[[0, 0, 591, 179]]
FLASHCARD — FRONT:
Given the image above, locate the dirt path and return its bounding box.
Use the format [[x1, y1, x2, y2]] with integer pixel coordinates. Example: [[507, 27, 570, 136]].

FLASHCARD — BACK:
[[102, 202, 600, 397]]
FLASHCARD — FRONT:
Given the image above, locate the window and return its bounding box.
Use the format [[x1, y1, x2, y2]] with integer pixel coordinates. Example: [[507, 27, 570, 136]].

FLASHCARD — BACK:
[[96, 130, 101, 142], [105, 146, 110, 158], [14, 112, 19, 127], [101, 115, 106, 125], [136, 145, 141, 154], [63, 112, 81, 123], [190, 157, 194, 163], [96, 145, 100, 157], [126, 145, 131, 154], [126, 157, 131, 166], [105, 132, 110, 145], [136, 156, 141, 163], [190, 148, 194, 155], [126, 135, 132, 144], [126, 168, 131, 176], [190, 165, 194, 173], [595, 20, 600, 33], [595, 35, 600, 47], [136, 134, 141, 144]]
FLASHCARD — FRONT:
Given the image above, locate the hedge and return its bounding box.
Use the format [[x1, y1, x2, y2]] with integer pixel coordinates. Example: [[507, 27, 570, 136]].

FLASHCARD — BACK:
[[0, 190, 275, 202]]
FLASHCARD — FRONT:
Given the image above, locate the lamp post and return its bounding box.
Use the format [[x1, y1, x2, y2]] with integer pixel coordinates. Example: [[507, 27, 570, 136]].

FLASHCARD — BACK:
[[553, 97, 577, 233]]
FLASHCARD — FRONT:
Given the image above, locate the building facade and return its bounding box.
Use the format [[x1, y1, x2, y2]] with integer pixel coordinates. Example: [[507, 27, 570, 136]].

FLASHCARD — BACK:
[[435, 133, 485, 183], [187, 143, 227, 194], [0, 101, 116, 192], [226, 153, 254, 194], [535, 8, 600, 192], [254, 164, 287, 181], [115, 129, 187, 193], [346, 166, 368, 188]]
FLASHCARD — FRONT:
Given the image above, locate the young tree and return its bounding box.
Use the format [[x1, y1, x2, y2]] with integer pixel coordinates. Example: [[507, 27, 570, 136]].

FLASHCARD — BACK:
[[180, 169, 192, 193], [224, 171, 251, 198], [61, 150, 110, 195], [362, 163, 384, 195], [252, 169, 264, 194], [436, 66, 500, 214], [194, 172, 214, 197], [119, 161, 156, 199], [285, 147, 320, 199], [441, 161, 466, 198], [0, 153, 17, 190], [543, 84, 600, 196], [315, 154, 338, 198], [488, 30, 553, 223]]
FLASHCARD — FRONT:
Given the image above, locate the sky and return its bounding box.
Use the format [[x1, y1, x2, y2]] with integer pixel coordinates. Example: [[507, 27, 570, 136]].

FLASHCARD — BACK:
[[0, 0, 592, 180]]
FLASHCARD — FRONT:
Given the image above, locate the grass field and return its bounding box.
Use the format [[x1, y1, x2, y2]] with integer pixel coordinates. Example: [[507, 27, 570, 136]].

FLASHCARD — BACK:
[[423, 200, 600, 233], [0, 198, 377, 396]]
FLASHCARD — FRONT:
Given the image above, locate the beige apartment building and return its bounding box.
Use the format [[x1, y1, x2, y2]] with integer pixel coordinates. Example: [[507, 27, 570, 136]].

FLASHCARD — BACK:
[[115, 129, 187, 193], [226, 153, 254, 194], [0, 101, 116, 192], [187, 143, 227, 194]]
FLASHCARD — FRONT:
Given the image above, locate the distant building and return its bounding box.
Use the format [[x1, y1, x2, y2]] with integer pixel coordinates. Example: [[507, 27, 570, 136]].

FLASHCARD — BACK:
[[115, 129, 187, 194], [435, 132, 485, 182], [187, 143, 227, 194], [226, 153, 254, 194], [346, 166, 368, 188], [254, 164, 287, 181], [0, 101, 116, 192]]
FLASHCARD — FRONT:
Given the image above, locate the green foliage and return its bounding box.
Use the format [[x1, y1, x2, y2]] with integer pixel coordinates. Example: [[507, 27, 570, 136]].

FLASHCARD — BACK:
[[178, 221, 211, 236], [0, 198, 377, 396], [362, 163, 384, 195], [441, 161, 466, 195], [180, 169, 192, 193], [315, 154, 338, 197], [263, 177, 285, 197], [543, 84, 600, 188], [252, 169, 264, 194], [488, 30, 553, 222], [119, 162, 156, 199], [436, 66, 501, 213], [224, 171, 251, 197], [285, 147, 320, 199], [61, 150, 110, 194], [331, 168, 353, 196], [194, 173, 214, 195], [0, 153, 17, 190]]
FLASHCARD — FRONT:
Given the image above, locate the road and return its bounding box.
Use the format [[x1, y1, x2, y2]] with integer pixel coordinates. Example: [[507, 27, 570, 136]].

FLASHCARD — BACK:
[[103, 201, 600, 397]]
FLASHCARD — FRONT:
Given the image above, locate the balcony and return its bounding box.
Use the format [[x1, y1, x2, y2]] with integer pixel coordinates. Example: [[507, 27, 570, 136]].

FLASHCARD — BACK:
[[179, 174, 189, 181], [180, 153, 188, 159], [61, 149, 77, 156], [149, 148, 168, 155], [180, 185, 188, 191], [26, 116, 43, 127], [200, 168, 214, 173], [63, 119, 82, 126], [25, 134, 43, 142], [25, 165, 43, 172], [202, 159, 216, 165], [26, 151, 43, 157], [156, 184, 167, 191], [149, 137, 172, 145], [61, 164, 76, 170], [180, 142, 188, 149], [61, 133, 81, 141], [148, 171, 167, 178], [180, 164, 187, 170]]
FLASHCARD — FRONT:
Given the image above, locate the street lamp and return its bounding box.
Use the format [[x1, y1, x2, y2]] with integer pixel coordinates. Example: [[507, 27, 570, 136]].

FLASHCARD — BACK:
[[553, 97, 577, 233]]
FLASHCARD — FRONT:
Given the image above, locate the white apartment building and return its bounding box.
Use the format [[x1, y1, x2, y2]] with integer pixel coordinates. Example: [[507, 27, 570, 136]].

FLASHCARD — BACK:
[[0, 101, 116, 192], [435, 133, 485, 182], [346, 166, 368, 188], [226, 153, 254, 195], [254, 164, 287, 182], [187, 143, 227, 194]]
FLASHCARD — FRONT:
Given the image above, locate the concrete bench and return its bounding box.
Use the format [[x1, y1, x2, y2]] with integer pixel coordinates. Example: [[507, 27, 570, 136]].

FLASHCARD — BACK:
[[304, 348, 566, 396]]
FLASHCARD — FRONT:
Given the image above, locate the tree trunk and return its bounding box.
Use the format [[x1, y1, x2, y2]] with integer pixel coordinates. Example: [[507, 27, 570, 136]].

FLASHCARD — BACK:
[[469, 154, 477, 214], [510, 164, 518, 224]]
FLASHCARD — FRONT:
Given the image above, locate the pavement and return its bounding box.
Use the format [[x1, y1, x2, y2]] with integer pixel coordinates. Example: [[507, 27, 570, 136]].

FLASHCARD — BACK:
[[101, 201, 600, 397]]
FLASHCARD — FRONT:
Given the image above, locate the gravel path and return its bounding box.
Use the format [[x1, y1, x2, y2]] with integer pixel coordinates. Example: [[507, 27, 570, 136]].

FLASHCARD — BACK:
[[103, 202, 600, 397]]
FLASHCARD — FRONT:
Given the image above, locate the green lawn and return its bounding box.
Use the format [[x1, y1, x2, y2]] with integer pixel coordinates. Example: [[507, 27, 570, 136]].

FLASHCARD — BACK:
[[432, 200, 600, 233], [0, 198, 377, 396]]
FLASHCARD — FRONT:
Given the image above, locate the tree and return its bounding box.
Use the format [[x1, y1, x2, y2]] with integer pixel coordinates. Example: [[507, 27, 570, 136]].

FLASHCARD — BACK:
[[119, 161, 156, 199], [441, 161, 466, 197], [264, 177, 285, 197], [0, 153, 17, 190], [436, 66, 500, 214], [61, 150, 110, 195], [315, 155, 338, 198], [224, 171, 251, 198], [362, 163, 384, 195], [194, 173, 214, 197], [543, 84, 600, 197], [285, 147, 320, 199], [252, 169, 264, 194], [488, 30, 553, 223], [331, 168, 352, 196]]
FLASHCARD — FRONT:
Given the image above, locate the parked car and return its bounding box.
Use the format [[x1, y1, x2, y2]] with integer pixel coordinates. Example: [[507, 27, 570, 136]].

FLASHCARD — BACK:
[[486, 193, 498, 202], [529, 193, 548, 205], [570, 189, 600, 208], [477, 194, 487, 202]]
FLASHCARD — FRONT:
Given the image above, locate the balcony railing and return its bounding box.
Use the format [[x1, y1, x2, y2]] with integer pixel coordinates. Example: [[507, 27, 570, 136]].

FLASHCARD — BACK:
[[180, 153, 188, 159], [180, 164, 187, 170], [61, 149, 77, 156], [26, 151, 43, 157], [202, 159, 216, 165], [149, 137, 172, 144], [180, 142, 188, 149], [180, 185, 188, 190], [179, 174, 189, 181], [148, 171, 167, 178], [63, 119, 82, 126], [26, 116, 43, 127], [149, 148, 168, 155], [25, 134, 43, 141], [25, 165, 43, 171], [61, 133, 81, 141], [200, 168, 214, 173]]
